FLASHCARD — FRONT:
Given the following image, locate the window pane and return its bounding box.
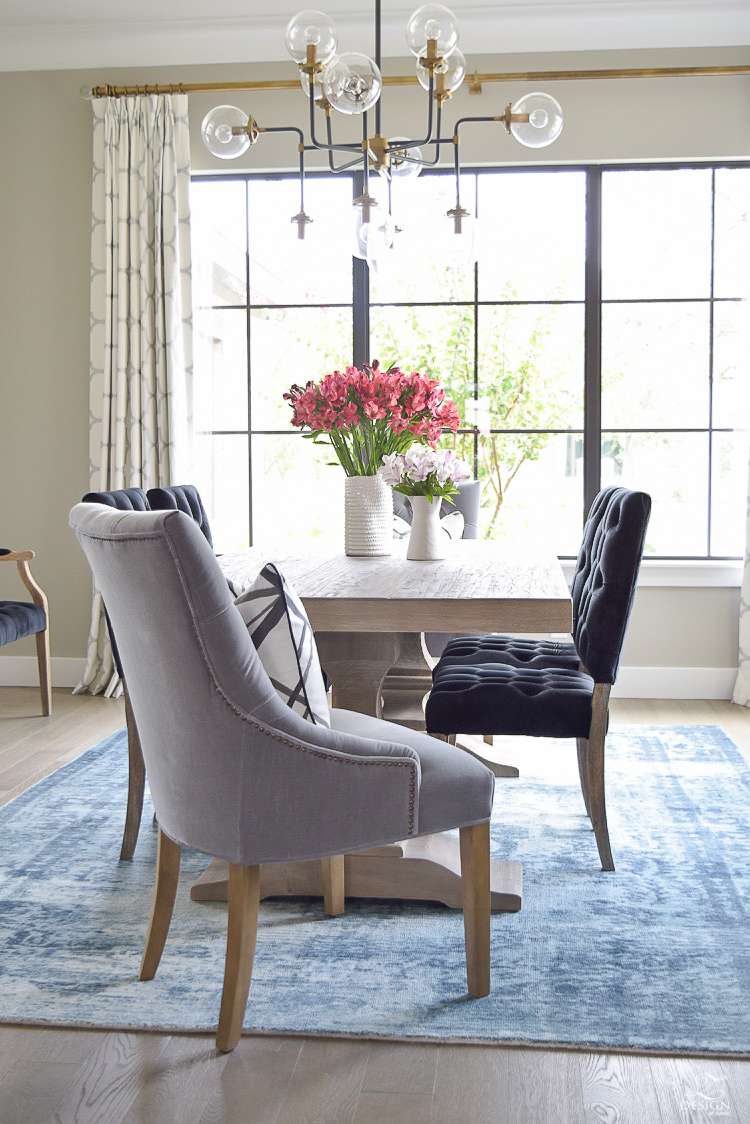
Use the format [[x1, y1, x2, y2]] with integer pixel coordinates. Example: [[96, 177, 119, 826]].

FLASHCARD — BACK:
[[370, 304, 474, 409], [191, 179, 247, 306], [247, 177, 354, 305], [602, 169, 713, 300], [250, 307, 353, 431], [193, 433, 249, 552], [251, 435, 345, 544], [369, 174, 475, 303], [601, 303, 709, 428], [714, 168, 750, 299], [193, 307, 248, 431], [478, 171, 585, 301], [476, 432, 584, 552], [477, 304, 584, 429], [712, 301, 750, 429], [711, 433, 750, 556], [603, 432, 709, 556]]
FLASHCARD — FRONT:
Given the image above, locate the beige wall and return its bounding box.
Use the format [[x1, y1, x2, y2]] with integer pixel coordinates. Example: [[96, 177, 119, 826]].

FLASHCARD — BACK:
[[0, 44, 748, 683]]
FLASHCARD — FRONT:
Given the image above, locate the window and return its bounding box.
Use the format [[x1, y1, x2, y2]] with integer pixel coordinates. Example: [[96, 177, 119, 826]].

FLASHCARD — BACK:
[[190, 163, 750, 558]]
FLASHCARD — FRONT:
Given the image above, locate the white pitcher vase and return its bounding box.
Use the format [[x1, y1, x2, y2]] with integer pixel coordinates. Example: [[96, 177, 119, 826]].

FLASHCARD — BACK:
[[406, 495, 447, 561], [344, 474, 393, 557]]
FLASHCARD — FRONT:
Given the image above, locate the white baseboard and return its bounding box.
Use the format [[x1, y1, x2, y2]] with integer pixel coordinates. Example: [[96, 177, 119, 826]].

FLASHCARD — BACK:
[[0, 656, 738, 700], [0, 656, 87, 691], [612, 666, 736, 700]]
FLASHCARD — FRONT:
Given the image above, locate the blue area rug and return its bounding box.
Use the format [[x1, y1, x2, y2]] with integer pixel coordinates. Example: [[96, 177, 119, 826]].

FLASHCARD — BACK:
[[1, 724, 749, 1055]]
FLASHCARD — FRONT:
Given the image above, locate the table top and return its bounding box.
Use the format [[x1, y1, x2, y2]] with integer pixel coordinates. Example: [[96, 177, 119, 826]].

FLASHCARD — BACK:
[[220, 539, 573, 636]]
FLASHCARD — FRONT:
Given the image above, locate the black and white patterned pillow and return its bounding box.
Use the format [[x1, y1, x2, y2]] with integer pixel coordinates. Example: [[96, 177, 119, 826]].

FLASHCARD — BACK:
[[234, 563, 330, 726]]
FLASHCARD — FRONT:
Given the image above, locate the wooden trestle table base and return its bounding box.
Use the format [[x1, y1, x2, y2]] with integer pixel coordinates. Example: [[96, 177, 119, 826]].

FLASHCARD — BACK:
[[190, 540, 572, 913]]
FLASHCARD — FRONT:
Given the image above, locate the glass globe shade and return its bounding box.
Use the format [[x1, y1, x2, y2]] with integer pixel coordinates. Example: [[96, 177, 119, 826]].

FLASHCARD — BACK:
[[388, 138, 423, 180], [323, 53, 382, 115], [201, 106, 252, 160], [416, 46, 465, 94], [405, 4, 459, 60], [284, 10, 337, 65], [438, 210, 478, 269], [352, 203, 395, 263], [509, 92, 564, 149]]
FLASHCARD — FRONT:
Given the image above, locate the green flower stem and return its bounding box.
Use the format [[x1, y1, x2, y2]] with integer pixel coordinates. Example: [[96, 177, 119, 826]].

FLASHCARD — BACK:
[[311, 421, 422, 476]]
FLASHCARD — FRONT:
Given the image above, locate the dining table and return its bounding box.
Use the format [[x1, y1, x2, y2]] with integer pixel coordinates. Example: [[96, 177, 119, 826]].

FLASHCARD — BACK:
[[190, 537, 573, 913]]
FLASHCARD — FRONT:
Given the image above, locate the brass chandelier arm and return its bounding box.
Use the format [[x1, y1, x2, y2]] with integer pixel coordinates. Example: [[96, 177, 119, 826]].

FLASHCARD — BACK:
[[86, 63, 750, 101]]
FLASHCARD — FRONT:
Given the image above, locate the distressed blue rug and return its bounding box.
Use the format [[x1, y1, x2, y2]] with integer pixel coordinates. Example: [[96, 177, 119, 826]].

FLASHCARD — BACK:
[[1, 724, 749, 1055]]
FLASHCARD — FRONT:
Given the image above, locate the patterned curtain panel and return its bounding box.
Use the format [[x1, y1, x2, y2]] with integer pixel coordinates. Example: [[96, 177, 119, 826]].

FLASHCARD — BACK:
[[76, 94, 193, 696], [733, 477, 750, 705]]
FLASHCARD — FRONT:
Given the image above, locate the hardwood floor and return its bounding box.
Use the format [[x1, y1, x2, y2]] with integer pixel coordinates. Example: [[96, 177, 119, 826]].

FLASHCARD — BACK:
[[1, 688, 749, 1123]]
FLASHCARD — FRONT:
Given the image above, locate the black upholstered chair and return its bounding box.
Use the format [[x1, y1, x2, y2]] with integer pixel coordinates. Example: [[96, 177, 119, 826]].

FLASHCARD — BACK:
[[0, 547, 51, 716], [82, 488, 151, 859], [147, 485, 213, 547], [435, 486, 620, 674], [425, 487, 651, 871]]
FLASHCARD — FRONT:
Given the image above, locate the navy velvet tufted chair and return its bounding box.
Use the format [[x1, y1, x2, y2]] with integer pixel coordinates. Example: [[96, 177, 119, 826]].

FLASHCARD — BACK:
[[81, 488, 151, 859], [425, 487, 651, 871], [434, 486, 620, 674], [147, 485, 213, 548], [0, 547, 51, 716]]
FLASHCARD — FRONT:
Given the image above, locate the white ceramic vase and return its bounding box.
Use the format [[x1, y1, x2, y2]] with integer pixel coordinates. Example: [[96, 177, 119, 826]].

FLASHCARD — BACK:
[[344, 474, 393, 557], [406, 495, 447, 561]]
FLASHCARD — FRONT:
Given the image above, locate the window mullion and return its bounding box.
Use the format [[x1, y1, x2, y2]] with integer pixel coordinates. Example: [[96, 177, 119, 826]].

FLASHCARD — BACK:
[[352, 171, 370, 367], [584, 167, 603, 519]]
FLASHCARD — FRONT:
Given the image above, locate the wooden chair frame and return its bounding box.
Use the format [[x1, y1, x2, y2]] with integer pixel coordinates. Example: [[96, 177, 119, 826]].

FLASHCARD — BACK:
[[0, 549, 51, 716], [140, 822, 491, 1052]]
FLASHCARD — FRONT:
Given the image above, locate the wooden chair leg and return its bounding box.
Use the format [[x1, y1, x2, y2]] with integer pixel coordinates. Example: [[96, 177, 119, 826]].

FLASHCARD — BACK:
[[576, 736, 592, 820], [35, 626, 51, 717], [587, 684, 614, 872], [321, 855, 345, 916], [140, 828, 181, 980], [459, 821, 491, 998], [216, 864, 261, 1053], [120, 684, 146, 861]]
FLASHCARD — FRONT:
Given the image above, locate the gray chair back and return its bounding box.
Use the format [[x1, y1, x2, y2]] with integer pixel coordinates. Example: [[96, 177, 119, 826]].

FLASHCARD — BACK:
[[69, 505, 434, 864], [393, 478, 481, 539]]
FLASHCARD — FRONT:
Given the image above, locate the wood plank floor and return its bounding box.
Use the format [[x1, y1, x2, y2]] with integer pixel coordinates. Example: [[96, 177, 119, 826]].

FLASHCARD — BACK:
[[1, 688, 748, 1123]]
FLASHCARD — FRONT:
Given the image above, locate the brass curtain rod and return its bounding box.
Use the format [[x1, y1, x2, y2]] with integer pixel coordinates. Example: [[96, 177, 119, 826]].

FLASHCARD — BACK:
[[88, 64, 750, 98]]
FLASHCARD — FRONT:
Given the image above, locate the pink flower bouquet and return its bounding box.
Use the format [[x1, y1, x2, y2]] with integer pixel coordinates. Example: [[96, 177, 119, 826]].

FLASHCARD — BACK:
[[379, 446, 472, 502], [283, 360, 461, 477]]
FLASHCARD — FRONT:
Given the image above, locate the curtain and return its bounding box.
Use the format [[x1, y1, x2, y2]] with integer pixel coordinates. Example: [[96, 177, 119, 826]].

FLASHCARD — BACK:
[[75, 94, 193, 696], [733, 470, 750, 705]]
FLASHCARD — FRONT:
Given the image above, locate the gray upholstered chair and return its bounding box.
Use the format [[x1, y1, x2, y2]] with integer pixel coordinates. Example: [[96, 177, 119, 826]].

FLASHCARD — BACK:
[[70, 503, 495, 1052], [0, 547, 51, 716]]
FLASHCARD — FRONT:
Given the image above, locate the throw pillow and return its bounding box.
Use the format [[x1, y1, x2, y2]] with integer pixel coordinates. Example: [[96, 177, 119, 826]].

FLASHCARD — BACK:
[[234, 563, 331, 726]]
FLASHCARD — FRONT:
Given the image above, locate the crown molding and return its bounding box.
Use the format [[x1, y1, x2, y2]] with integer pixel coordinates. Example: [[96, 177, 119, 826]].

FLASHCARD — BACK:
[[1, 1, 749, 73]]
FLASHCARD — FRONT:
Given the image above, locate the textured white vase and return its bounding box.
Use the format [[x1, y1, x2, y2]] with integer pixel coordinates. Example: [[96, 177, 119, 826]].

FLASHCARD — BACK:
[[344, 475, 393, 557], [406, 495, 447, 561]]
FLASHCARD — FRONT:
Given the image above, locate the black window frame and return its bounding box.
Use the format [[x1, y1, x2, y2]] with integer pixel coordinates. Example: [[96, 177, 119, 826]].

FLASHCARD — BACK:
[[190, 159, 750, 558]]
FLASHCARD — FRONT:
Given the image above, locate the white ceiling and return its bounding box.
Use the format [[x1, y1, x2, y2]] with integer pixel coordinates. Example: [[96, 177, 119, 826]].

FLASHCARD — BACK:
[[1, 1, 749, 72]]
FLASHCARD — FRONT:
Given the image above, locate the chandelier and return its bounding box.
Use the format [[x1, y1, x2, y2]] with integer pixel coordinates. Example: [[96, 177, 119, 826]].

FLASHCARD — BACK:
[[200, 2, 564, 267]]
